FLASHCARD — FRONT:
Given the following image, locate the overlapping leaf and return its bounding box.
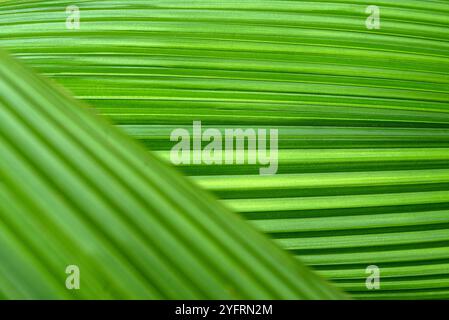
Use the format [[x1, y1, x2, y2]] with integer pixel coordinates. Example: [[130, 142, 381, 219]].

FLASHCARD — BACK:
[[1, 0, 449, 299], [0, 51, 345, 299]]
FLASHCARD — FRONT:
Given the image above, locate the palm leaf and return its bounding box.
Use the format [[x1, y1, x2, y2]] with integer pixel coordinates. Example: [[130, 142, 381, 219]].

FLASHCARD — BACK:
[[1, 0, 449, 299], [0, 50, 345, 299]]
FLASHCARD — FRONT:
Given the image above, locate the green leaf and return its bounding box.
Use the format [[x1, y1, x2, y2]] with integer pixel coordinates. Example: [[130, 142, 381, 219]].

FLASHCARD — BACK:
[[0, 50, 345, 299], [1, 0, 449, 299]]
